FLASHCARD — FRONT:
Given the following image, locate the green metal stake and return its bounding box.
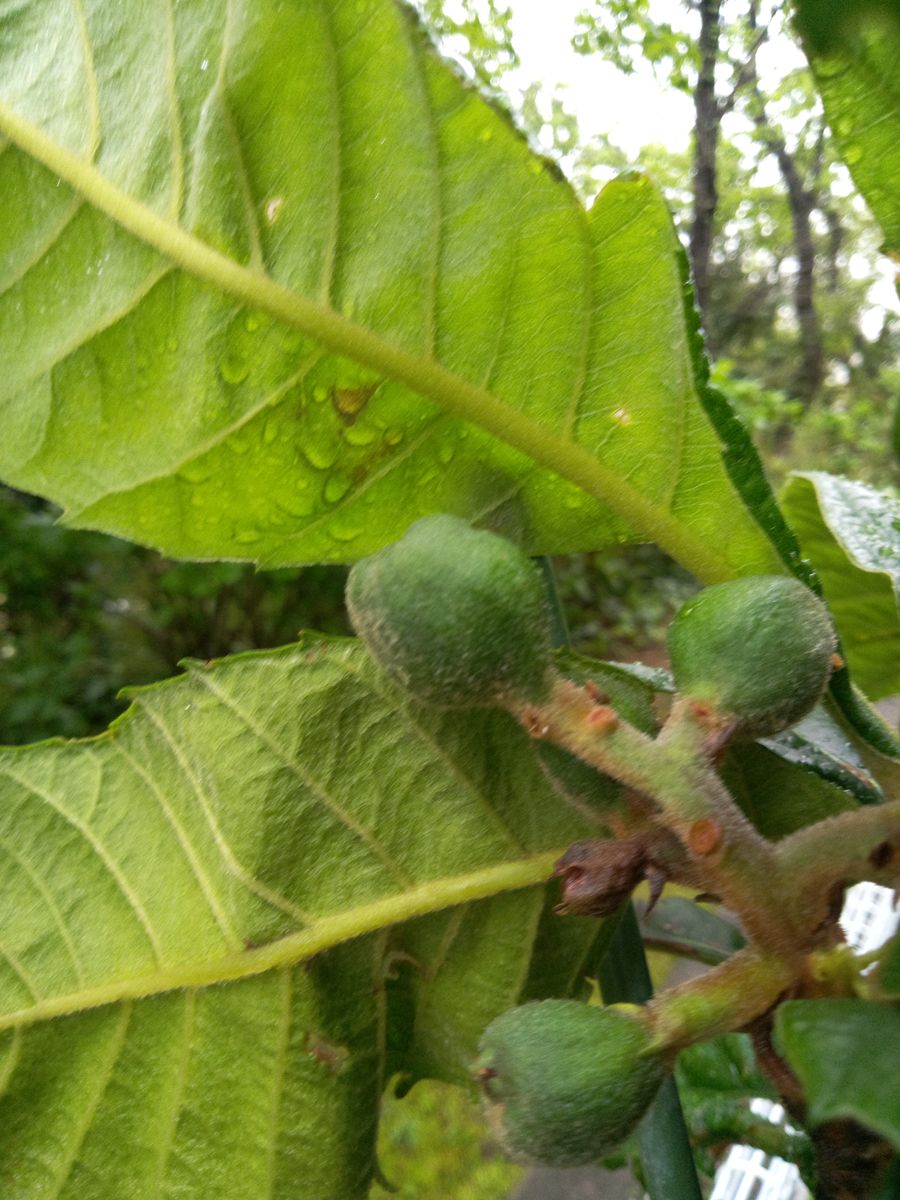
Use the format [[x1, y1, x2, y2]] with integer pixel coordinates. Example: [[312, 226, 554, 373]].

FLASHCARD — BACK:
[[599, 904, 703, 1199]]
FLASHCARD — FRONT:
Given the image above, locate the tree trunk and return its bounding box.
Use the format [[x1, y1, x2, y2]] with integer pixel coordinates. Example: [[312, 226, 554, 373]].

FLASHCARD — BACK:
[[689, 0, 722, 335], [752, 104, 825, 402]]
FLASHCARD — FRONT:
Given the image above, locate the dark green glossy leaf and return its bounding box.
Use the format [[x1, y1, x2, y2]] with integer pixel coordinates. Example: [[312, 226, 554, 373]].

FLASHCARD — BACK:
[[637, 898, 747, 966], [761, 706, 884, 806], [677, 1034, 775, 1102], [676, 1036, 813, 1186], [775, 999, 900, 1149], [599, 904, 703, 1200], [722, 741, 857, 839], [877, 931, 900, 1000], [554, 648, 660, 733]]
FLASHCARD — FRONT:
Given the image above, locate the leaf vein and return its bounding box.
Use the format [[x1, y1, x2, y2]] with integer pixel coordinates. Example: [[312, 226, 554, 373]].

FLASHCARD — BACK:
[[217, 79, 264, 268], [196, 671, 415, 888], [267, 408, 449, 548], [71, 351, 324, 514], [141, 705, 314, 926], [0, 853, 560, 1031], [70, 0, 100, 161], [0, 98, 740, 581], [0, 839, 86, 986], [114, 743, 243, 951], [0, 1027, 23, 1098], [265, 969, 293, 1200], [406, 15, 442, 357], [153, 990, 196, 1199], [563, 216, 594, 438], [164, 0, 184, 220], [329, 656, 525, 854], [0, 196, 83, 296], [2, 268, 171, 405], [0, 935, 42, 1002], [316, 0, 343, 305], [0, 767, 166, 966], [45, 1001, 133, 1200]]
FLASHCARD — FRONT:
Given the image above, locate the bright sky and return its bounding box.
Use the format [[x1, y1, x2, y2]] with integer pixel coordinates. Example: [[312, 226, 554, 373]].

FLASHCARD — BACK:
[[505, 0, 696, 156]]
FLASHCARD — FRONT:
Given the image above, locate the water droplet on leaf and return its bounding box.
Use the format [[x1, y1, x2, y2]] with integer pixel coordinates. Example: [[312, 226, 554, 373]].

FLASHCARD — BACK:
[[265, 196, 284, 223], [344, 423, 376, 446], [324, 474, 351, 503], [328, 516, 362, 543], [302, 437, 339, 471], [220, 353, 249, 385], [180, 461, 211, 484]]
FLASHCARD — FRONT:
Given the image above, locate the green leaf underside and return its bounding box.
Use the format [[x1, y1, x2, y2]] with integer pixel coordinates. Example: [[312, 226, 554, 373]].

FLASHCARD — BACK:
[[775, 1000, 900, 1149], [0, 635, 611, 1199], [800, 12, 900, 256], [781, 472, 900, 700], [0, 0, 781, 580]]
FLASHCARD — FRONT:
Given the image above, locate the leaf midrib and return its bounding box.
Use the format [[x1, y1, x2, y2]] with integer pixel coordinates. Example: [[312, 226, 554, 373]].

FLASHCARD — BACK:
[[0, 852, 558, 1032], [0, 98, 736, 582]]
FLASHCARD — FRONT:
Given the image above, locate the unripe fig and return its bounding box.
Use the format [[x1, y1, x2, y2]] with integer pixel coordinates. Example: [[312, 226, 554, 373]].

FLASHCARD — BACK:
[[667, 576, 837, 738], [475, 999, 666, 1167], [346, 514, 553, 708]]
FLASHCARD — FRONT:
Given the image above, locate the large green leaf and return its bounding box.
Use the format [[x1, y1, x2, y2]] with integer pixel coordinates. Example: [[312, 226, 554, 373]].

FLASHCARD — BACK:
[[775, 999, 900, 1149], [0, 0, 781, 579], [637, 898, 747, 966], [797, 2, 900, 255], [781, 472, 900, 700], [0, 635, 608, 1198], [876, 930, 900, 999], [721, 741, 856, 840], [760, 707, 885, 806]]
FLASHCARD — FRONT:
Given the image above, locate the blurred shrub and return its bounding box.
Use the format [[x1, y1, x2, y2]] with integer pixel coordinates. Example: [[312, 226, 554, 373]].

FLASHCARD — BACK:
[[0, 488, 349, 744], [373, 1079, 522, 1199], [710, 359, 898, 489], [555, 544, 696, 663]]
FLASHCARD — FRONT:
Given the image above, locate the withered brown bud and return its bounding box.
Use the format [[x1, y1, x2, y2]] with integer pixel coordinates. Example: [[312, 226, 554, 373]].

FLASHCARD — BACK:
[[554, 837, 667, 918]]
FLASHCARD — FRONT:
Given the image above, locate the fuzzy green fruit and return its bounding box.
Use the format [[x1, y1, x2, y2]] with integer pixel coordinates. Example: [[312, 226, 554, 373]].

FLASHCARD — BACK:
[[475, 1000, 666, 1167], [667, 575, 837, 738], [346, 515, 553, 708]]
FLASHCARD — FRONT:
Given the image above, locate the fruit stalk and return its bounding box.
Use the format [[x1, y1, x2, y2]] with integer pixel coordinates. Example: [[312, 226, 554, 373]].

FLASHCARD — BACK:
[[775, 800, 900, 933], [645, 947, 798, 1053], [512, 676, 798, 953]]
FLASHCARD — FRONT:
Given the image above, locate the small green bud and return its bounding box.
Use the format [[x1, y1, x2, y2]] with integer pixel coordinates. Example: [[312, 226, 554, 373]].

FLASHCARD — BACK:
[[475, 999, 666, 1167], [667, 575, 837, 738], [346, 515, 553, 708]]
